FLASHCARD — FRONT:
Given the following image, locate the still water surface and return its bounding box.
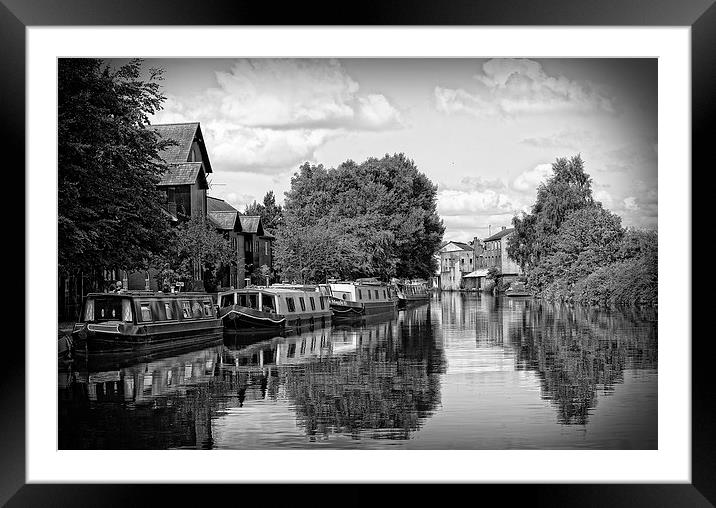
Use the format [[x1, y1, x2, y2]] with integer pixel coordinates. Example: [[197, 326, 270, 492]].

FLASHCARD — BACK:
[[58, 293, 657, 449]]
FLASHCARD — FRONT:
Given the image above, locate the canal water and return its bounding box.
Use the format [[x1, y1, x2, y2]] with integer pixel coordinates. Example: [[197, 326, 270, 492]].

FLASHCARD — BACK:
[[58, 293, 657, 449]]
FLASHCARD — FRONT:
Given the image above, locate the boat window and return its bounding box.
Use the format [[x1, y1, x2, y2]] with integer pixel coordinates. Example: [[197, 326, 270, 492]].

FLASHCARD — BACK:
[[220, 294, 234, 307], [248, 294, 258, 310], [262, 294, 275, 313], [383, 290, 386, 299], [122, 299, 133, 322], [83, 299, 94, 321], [299, 297, 306, 311], [239, 294, 248, 307], [309, 297, 316, 310], [374, 290, 379, 300], [192, 300, 203, 318], [140, 303, 153, 322], [319, 296, 325, 309], [367, 290, 371, 300], [357, 289, 362, 300], [286, 297, 296, 313], [181, 301, 191, 318], [86, 297, 128, 322], [203, 301, 213, 317]]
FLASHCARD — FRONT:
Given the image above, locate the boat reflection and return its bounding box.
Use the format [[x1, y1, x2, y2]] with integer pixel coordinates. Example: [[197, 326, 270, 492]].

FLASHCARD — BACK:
[[59, 306, 446, 448]]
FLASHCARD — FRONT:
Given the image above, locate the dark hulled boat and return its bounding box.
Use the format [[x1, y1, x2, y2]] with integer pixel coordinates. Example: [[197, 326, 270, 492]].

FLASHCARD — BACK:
[[71, 291, 223, 355], [327, 278, 397, 320], [217, 287, 332, 331], [393, 279, 430, 308]]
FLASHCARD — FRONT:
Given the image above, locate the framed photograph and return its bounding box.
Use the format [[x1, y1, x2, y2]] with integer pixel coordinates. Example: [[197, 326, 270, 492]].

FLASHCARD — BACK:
[[7, 0, 709, 504]]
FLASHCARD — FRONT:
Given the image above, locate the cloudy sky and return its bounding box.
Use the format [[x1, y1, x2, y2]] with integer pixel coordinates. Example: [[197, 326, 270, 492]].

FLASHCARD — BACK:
[[143, 58, 657, 242]]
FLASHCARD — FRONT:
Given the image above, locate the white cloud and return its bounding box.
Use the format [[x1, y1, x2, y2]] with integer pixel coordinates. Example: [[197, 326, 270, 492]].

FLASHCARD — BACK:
[[623, 196, 639, 211], [438, 188, 517, 217], [435, 58, 614, 118], [512, 163, 553, 193], [151, 59, 404, 174]]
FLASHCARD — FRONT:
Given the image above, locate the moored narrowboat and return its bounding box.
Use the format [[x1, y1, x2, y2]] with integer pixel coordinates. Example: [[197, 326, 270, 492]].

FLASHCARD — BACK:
[[328, 278, 396, 319], [71, 291, 223, 354], [393, 279, 430, 308], [217, 287, 332, 331]]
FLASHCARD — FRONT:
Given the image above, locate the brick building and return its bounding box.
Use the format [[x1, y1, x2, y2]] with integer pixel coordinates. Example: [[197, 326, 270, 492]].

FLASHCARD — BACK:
[[207, 196, 274, 289], [439, 241, 475, 290]]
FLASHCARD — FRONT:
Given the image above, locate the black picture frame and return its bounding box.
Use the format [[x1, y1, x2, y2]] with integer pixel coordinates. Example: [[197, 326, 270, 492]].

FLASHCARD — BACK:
[[4, 0, 710, 505]]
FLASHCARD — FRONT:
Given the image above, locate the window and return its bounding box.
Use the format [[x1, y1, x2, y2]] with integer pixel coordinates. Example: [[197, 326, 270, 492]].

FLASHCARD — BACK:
[[367, 290, 371, 300], [203, 301, 213, 317], [286, 297, 296, 312], [221, 294, 234, 307], [299, 297, 306, 311], [374, 290, 379, 299], [309, 297, 316, 310], [164, 302, 174, 320], [383, 290, 387, 299], [319, 297, 325, 309], [140, 303, 152, 322], [358, 289, 362, 300], [262, 294, 275, 313], [192, 300, 203, 318], [181, 301, 191, 318]]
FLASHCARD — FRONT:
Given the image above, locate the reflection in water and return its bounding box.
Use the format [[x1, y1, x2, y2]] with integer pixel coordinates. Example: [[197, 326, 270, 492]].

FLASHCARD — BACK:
[[59, 294, 657, 449]]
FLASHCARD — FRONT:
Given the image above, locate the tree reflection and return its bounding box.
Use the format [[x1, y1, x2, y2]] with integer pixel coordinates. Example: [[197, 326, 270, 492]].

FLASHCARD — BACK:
[[512, 301, 657, 425]]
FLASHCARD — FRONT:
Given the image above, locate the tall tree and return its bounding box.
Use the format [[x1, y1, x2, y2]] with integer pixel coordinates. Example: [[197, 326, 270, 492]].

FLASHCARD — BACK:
[[508, 154, 594, 269], [244, 190, 284, 233], [274, 154, 444, 282], [156, 215, 234, 291], [58, 58, 172, 275]]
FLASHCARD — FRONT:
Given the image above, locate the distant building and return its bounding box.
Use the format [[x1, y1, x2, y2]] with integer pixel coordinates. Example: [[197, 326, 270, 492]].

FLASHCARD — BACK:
[[439, 241, 475, 290], [465, 226, 522, 290], [207, 196, 274, 289]]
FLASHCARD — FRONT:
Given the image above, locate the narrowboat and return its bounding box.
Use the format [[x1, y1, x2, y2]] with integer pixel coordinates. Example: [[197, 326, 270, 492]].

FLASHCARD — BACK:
[[217, 286, 332, 331], [71, 291, 223, 354], [393, 279, 430, 308], [328, 278, 397, 319]]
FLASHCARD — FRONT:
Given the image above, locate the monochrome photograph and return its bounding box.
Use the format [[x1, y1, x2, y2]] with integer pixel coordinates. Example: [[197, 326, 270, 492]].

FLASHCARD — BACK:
[[57, 57, 658, 450]]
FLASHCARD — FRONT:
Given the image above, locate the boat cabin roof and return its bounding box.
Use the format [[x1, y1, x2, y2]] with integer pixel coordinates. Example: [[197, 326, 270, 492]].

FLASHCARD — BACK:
[[85, 291, 212, 299]]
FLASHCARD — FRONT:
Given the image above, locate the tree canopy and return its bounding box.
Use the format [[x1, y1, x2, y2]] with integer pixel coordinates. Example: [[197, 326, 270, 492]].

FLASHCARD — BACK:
[[156, 215, 234, 292], [274, 154, 444, 283], [507, 154, 657, 306], [58, 58, 172, 275], [508, 154, 594, 270], [244, 190, 284, 234]]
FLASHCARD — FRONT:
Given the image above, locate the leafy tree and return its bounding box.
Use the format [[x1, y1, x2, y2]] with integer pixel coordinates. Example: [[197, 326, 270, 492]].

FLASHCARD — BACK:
[[274, 154, 444, 283], [245, 190, 284, 234], [530, 206, 624, 291], [58, 58, 173, 276], [508, 154, 594, 270], [157, 215, 234, 291]]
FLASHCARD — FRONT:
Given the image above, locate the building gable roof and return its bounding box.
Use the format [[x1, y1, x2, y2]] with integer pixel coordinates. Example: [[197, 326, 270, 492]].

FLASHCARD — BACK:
[[482, 228, 514, 242], [207, 196, 239, 213], [239, 216, 264, 235], [157, 162, 207, 188], [208, 211, 240, 231], [151, 122, 213, 174], [440, 241, 473, 253]]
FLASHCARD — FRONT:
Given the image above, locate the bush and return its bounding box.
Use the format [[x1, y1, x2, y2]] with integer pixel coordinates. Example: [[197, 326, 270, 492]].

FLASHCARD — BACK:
[[573, 254, 657, 307]]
